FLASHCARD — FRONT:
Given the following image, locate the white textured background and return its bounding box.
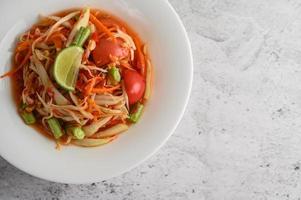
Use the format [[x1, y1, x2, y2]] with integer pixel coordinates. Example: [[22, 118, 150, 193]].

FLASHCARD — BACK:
[[2, 0, 301, 199]]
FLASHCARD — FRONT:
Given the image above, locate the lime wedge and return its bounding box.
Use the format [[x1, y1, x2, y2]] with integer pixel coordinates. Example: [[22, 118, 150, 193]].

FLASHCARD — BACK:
[[53, 46, 84, 91]]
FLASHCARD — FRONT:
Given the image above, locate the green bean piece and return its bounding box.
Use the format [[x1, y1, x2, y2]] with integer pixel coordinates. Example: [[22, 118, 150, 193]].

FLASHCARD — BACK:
[[47, 118, 64, 139], [21, 111, 36, 125], [67, 126, 85, 140], [72, 27, 91, 47], [129, 103, 144, 123], [108, 66, 121, 85]]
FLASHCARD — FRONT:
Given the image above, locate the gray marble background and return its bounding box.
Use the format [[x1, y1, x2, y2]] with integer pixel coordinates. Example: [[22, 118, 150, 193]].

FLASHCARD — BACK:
[[2, 0, 301, 199]]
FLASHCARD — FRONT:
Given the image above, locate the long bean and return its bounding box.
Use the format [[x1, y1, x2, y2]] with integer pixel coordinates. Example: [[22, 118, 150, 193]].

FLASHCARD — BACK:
[[47, 118, 63, 139]]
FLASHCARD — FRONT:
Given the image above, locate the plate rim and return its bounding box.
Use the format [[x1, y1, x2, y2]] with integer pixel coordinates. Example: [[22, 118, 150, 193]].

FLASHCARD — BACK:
[[0, 0, 193, 184]]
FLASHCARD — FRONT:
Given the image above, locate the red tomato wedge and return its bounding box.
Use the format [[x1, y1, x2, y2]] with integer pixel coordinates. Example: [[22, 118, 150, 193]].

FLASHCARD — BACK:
[[123, 69, 145, 105], [92, 39, 129, 66]]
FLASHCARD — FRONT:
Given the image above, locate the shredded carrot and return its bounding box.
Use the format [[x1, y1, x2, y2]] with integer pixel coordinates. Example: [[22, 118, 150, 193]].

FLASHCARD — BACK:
[[84, 78, 96, 96], [14, 52, 21, 63], [47, 32, 66, 50], [60, 28, 71, 38], [83, 77, 103, 96], [93, 107, 103, 120], [16, 41, 31, 52], [87, 97, 103, 121], [76, 81, 85, 92], [52, 37, 63, 50], [87, 98, 94, 112], [90, 14, 116, 42], [0, 49, 32, 79], [98, 18, 120, 29], [98, 27, 117, 39], [90, 10, 101, 19], [20, 33, 31, 41], [52, 109, 61, 116], [120, 61, 135, 71], [91, 84, 121, 94], [48, 33, 66, 41]]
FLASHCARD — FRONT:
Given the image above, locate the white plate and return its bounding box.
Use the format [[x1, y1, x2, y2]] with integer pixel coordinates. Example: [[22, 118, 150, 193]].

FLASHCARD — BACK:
[[0, 0, 193, 184]]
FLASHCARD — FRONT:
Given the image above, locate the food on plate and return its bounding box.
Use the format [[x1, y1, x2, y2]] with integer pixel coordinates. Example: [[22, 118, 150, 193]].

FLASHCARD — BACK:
[[1, 7, 152, 148]]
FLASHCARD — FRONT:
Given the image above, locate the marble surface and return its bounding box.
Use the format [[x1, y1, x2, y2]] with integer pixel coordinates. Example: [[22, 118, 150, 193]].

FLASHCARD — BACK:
[[2, 0, 301, 199]]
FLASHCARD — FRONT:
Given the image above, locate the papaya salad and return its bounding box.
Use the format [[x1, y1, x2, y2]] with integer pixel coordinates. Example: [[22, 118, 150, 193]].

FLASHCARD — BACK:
[[0, 8, 152, 148]]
